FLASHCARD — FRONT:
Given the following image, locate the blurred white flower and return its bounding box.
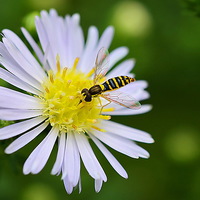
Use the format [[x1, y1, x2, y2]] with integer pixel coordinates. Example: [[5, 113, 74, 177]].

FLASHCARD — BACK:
[[0, 9, 154, 193]]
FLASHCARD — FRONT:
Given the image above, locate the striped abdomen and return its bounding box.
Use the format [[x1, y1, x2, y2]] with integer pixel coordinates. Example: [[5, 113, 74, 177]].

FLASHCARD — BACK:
[[101, 76, 135, 92]]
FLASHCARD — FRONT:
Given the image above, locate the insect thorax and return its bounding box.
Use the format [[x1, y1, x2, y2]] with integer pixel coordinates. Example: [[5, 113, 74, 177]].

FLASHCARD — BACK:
[[88, 85, 102, 95]]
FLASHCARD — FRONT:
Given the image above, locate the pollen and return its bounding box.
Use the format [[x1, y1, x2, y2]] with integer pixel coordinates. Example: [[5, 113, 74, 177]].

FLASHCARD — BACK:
[[40, 57, 111, 134]]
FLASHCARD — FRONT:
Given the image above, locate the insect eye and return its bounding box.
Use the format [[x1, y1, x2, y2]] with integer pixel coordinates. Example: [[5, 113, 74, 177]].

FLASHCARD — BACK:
[[81, 88, 88, 94]]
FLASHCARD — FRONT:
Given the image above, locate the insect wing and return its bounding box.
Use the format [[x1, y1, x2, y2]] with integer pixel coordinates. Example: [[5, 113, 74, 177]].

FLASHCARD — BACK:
[[101, 91, 141, 109], [94, 47, 109, 84]]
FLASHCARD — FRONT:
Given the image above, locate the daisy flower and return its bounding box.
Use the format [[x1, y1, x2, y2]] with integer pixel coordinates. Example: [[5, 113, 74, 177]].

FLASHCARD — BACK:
[[0, 9, 154, 193]]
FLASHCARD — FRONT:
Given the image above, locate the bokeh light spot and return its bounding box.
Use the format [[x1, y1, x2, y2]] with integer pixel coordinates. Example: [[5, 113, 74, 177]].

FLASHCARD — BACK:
[[21, 183, 58, 200], [22, 11, 39, 33], [111, 1, 153, 38], [164, 127, 200, 163]]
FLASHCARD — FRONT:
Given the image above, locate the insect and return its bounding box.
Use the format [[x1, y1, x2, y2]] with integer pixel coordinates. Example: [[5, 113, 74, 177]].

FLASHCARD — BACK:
[[81, 47, 141, 109]]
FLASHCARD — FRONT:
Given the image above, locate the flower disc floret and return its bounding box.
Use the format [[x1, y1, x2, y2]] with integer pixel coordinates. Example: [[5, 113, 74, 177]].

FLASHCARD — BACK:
[[41, 58, 103, 133]]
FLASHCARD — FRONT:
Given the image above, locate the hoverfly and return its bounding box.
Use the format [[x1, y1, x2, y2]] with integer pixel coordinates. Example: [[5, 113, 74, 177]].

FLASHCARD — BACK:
[[81, 47, 141, 109]]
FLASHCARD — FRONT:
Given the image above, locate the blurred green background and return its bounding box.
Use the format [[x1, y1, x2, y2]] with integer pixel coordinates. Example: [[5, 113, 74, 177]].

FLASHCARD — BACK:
[[0, 0, 200, 200]]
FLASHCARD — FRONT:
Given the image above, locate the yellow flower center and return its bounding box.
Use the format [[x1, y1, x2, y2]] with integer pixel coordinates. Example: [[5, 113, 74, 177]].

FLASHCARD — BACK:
[[40, 56, 111, 134]]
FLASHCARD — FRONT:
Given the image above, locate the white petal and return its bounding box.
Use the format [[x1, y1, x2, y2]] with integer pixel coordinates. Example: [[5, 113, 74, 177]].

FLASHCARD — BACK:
[[95, 179, 103, 193], [64, 15, 74, 66], [40, 10, 66, 69], [51, 133, 66, 175], [0, 67, 41, 95], [62, 133, 80, 186], [0, 109, 43, 121], [47, 9, 60, 54], [72, 137, 81, 186], [128, 90, 150, 101], [50, 17, 68, 67], [89, 133, 128, 178], [92, 130, 139, 158], [81, 26, 114, 74], [102, 120, 154, 143], [35, 14, 48, 51], [0, 86, 43, 109], [0, 116, 46, 140], [5, 122, 48, 154], [21, 27, 44, 65], [2, 37, 45, 83], [106, 105, 152, 115], [107, 59, 135, 79], [64, 14, 83, 67], [96, 26, 114, 51], [0, 42, 43, 90], [94, 129, 150, 158], [115, 80, 148, 94], [62, 133, 71, 179], [70, 14, 84, 64], [23, 126, 59, 174], [42, 43, 52, 71], [3, 29, 46, 80], [80, 26, 99, 72], [109, 47, 129, 69], [81, 26, 114, 73], [75, 132, 107, 181], [35, 16, 55, 70], [63, 176, 73, 194]]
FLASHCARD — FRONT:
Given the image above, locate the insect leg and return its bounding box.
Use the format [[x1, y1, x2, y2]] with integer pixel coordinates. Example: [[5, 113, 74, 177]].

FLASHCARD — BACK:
[[97, 96, 111, 114]]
